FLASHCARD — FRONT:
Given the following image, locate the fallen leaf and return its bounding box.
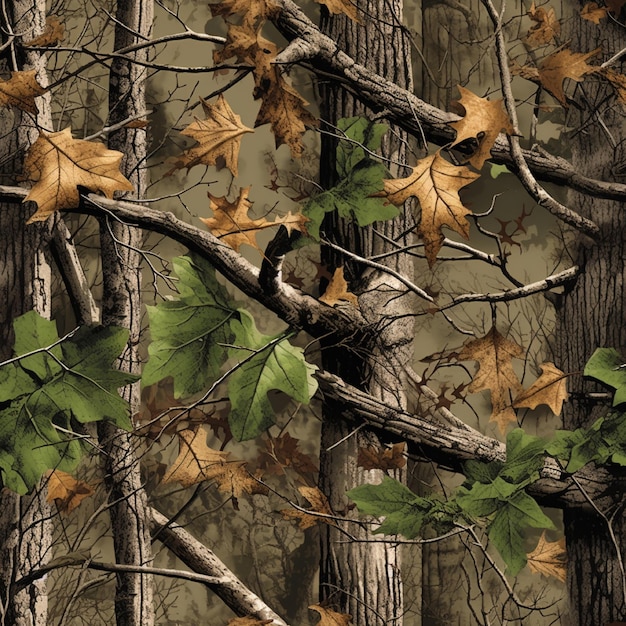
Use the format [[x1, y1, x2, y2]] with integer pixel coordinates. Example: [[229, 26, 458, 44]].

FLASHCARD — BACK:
[[46, 470, 95, 515], [200, 187, 275, 252], [24, 15, 64, 47], [309, 604, 354, 626], [525, 2, 560, 46], [382, 151, 480, 266], [319, 267, 359, 307], [600, 68, 626, 106], [458, 326, 524, 433], [514, 362, 568, 415], [449, 86, 514, 169], [23, 128, 133, 223], [227, 617, 273, 625], [281, 486, 336, 529], [313, 0, 359, 22], [580, 1, 608, 22], [0, 71, 45, 114], [537, 48, 599, 105], [168, 95, 253, 177], [358, 442, 406, 470], [527, 531, 566, 582]]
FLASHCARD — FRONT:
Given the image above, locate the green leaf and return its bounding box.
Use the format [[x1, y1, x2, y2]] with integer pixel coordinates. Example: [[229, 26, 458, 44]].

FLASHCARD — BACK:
[[228, 310, 317, 440], [500, 428, 546, 485], [456, 476, 518, 518], [489, 163, 510, 179], [463, 459, 503, 484], [336, 116, 388, 179], [584, 348, 626, 406], [13, 310, 63, 380], [142, 254, 238, 398]]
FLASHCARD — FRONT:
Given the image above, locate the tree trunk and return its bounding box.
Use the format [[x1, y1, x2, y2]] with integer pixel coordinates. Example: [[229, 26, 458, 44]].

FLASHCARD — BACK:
[[0, 2, 53, 624], [556, 14, 626, 626], [97, 1, 154, 624], [317, 2, 417, 623]]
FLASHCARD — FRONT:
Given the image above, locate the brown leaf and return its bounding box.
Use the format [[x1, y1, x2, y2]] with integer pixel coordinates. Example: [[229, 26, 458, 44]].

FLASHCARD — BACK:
[[319, 267, 359, 307], [309, 605, 354, 626], [514, 362, 568, 415], [527, 531, 566, 582], [210, 0, 276, 31], [580, 1, 608, 23], [458, 326, 524, 433], [358, 442, 406, 471], [0, 71, 45, 114], [258, 432, 318, 476], [537, 48, 600, 105], [24, 128, 133, 223], [169, 95, 253, 177], [227, 617, 273, 625], [313, 0, 360, 22], [449, 86, 515, 170], [281, 486, 336, 529], [383, 151, 480, 266], [525, 2, 560, 46], [273, 210, 309, 236], [46, 470, 95, 515], [599, 68, 626, 106], [24, 15, 64, 48]]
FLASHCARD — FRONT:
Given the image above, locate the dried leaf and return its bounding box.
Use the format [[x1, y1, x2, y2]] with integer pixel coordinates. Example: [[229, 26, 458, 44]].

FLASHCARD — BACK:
[[169, 95, 253, 177], [281, 486, 336, 529], [313, 0, 359, 22], [227, 618, 273, 626], [537, 48, 599, 105], [319, 267, 359, 307], [358, 442, 406, 470], [273, 210, 309, 236], [0, 71, 45, 114], [46, 470, 95, 515], [527, 531, 566, 582], [209, 0, 276, 31], [258, 432, 318, 476], [580, 1, 608, 23], [382, 151, 480, 266], [599, 68, 626, 106], [309, 605, 354, 626], [514, 362, 568, 415], [449, 86, 515, 169], [525, 2, 560, 46], [24, 128, 133, 223], [24, 15, 64, 47], [458, 326, 524, 433]]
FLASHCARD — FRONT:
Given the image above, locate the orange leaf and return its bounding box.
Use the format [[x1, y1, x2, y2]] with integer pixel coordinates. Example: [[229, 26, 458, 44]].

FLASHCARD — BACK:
[[383, 151, 480, 267], [281, 486, 336, 529], [525, 2, 560, 46], [580, 1, 608, 23], [514, 362, 568, 415], [458, 326, 524, 433], [309, 605, 353, 626], [169, 95, 253, 177], [24, 128, 133, 223], [24, 15, 64, 48], [0, 71, 45, 114], [313, 0, 360, 22], [527, 531, 566, 582], [46, 470, 95, 515], [537, 48, 599, 105], [319, 267, 359, 307], [358, 442, 406, 471], [449, 86, 514, 170]]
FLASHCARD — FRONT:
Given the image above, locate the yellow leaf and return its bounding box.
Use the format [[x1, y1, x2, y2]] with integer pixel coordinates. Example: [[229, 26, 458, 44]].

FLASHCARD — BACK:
[[23, 128, 133, 223], [24, 15, 64, 48], [309, 605, 353, 626], [458, 326, 524, 433], [358, 442, 406, 471], [383, 151, 480, 267], [313, 0, 360, 22], [527, 531, 566, 582], [169, 95, 253, 177], [514, 362, 568, 415], [319, 267, 359, 307], [580, 1, 608, 23], [46, 470, 95, 515], [0, 71, 45, 114], [537, 48, 599, 105], [281, 486, 336, 529], [525, 2, 560, 46]]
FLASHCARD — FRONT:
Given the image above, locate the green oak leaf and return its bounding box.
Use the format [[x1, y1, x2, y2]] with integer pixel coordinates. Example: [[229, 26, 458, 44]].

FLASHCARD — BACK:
[[228, 310, 317, 440], [500, 428, 546, 485], [142, 254, 238, 398], [584, 348, 626, 406]]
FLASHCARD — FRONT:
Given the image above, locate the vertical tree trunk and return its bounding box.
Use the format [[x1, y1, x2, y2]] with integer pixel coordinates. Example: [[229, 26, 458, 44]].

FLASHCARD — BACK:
[[556, 14, 626, 626], [318, 2, 417, 624], [97, 1, 154, 624], [0, 2, 53, 624]]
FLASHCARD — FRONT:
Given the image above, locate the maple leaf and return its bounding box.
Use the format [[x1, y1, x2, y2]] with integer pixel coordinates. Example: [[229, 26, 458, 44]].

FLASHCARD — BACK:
[[383, 151, 480, 267], [200, 187, 274, 251], [458, 326, 524, 433], [281, 486, 336, 529], [0, 71, 45, 115], [358, 442, 406, 471], [319, 267, 359, 307], [313, 0, 360, 22], [273, 210, 309, 236], [537, 48, 599, 105], [527, 531, 567, 582], [309, 605, 354, 626], [168, 95, 253, 177], [514, 362, 568, 415], [23, 128, 133, 223], [46, 470, 95, 515], [24, 15, 65, 48], [600, 68, 626, 106], [449, 86, 514, 170], [525, 2, 560, 46], [580, 1, 608, 23]]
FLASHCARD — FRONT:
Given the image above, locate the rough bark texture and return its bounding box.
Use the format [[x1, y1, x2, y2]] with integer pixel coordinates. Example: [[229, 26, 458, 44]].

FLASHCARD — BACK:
[[556, 14, 626, 626], [317, 2, 417, 623], [0, 2, 53, 625], [97, 1, 154, 624]]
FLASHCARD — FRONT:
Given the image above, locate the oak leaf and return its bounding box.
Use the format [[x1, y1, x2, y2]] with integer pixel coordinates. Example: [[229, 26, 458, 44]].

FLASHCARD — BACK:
[[527, 531, 566, 582], [383, 151, 480, 266], [319, 267, 359, 307], [23, 128, 133, 223], [537, 48, 599, 105], [458, 326, 524, 433], [514, 362, 568, 415], [281, 486, 336, 529], [209, 0, 276, 31], [273, 210, 309, 236], [600, 68, 626, 106], [580, 1, 608, 23], [169, 95, 253, 177], [24, 15, 64, 48], [0, 71, 45, 114], [358, 442, 406, 471], [46, 470, 95, 515], [525, 2, 560, 46], [449, 86, 514, 170], [313, 0, 359, 22], [309, 605, 353, 626]]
